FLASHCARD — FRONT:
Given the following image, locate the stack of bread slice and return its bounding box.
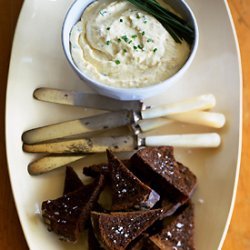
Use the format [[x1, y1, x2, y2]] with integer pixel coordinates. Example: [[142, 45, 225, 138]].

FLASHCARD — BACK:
[[41, 146, 197, 249]]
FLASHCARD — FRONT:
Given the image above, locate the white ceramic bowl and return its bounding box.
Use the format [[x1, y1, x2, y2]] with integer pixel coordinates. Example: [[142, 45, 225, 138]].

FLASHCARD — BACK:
[[62, 0, 199, 100]]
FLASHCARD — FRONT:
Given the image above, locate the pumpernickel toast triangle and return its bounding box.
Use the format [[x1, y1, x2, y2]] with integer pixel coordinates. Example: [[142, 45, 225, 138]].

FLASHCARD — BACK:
[[91, 209, 162, 250], [42, 174, 105, 242], [90, 202, 182, 250], [130, 146, 197, 203], [148, 203, 195, 250], [63, 166, 84, 194], [106, 150, 160, 210]]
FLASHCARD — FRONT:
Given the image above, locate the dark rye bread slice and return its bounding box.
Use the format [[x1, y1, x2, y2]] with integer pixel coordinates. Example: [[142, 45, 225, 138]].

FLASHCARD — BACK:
[[83, 160, 131, 178], [106, 150, 160, 210], [64, 166, 106, 214], [90, 203, 182, 250], [147, 203, 195, 250], [83, 163, 109, 177], [91, 209, 162, 250], [41, 175, 105, 242], [130, 146, 197, 203], [63, 166, 84, 194]]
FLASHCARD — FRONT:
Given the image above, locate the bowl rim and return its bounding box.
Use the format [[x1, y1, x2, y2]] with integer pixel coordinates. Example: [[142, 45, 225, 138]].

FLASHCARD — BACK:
[[61, 0, 199, 96]]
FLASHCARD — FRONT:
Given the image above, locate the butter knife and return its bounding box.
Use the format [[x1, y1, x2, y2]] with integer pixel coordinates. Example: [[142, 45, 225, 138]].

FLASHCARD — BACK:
[[33, 88, 217, 119], [23, 133, 221, 154]]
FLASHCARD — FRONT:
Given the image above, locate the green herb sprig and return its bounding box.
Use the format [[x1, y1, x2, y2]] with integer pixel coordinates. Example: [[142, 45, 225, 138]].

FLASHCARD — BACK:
[[126, 0, 194, 44]]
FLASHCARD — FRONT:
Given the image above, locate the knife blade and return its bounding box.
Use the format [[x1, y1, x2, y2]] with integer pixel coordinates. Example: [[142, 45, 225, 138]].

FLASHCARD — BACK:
[[22, 94, 219, 144], [23, 135, 136, 153], [23, 133, 221, 154], [22, 111, 134, 144], [34, 87, 144, 111], [27, 155, 87, 175]]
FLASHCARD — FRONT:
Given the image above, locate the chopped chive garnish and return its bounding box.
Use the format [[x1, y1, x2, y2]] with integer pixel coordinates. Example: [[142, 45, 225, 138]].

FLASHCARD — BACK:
[[138, 44, 143, 50], [153, 48, 158, 53], [147, 38, 153, 43], [115, 60, 121, 65], [106, 27, 110, 30], [106, 40, 111, 45], [141, 31, 145, 36], [99, 10, 107, 16], [131, 34, 137, 39], [128, 40, 133, 44], [121, 35, 129, 42], [136, 13, 140, 19], [143, 20, 147, 24], [123, 49, 127, 54], [120, 19, 123, 22], [133, 45, 138, 50]]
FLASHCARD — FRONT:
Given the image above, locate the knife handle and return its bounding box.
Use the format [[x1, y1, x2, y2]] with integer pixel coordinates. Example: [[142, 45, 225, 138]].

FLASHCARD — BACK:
[[141, 94, 216, 119], [137, 118, 174, 132], [144, 133, 221, 148], [138, 111, 225, 132], [166, 111, 226, 128], [23, 136, 136, 154]]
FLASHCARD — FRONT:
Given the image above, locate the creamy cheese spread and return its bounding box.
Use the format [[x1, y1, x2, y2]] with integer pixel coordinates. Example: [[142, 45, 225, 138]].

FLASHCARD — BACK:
[[70, 0, 190, 88]]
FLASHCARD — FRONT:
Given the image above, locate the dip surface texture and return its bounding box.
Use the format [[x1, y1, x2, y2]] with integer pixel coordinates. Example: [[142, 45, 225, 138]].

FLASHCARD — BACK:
[[70, 0, 190, 88]]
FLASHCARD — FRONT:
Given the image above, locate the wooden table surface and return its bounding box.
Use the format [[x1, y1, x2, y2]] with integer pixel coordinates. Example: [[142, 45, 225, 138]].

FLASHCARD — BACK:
[[0, 0, 249, 249]]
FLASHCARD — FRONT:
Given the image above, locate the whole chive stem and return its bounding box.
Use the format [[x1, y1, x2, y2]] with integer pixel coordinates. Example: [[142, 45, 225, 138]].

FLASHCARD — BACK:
[[126, 0, 194, 44]]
